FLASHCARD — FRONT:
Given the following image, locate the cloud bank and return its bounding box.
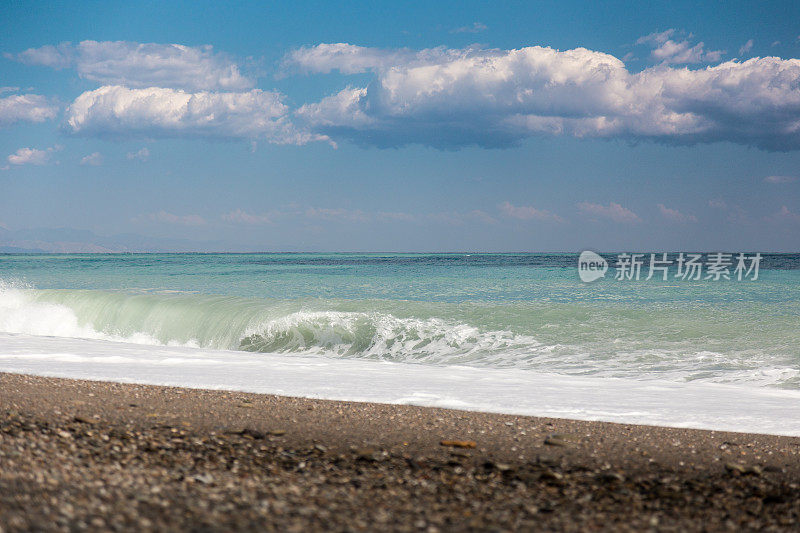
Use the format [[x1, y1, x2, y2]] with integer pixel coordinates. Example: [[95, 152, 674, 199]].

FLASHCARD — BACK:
[[10, 38, 800, 152], [291, 43, 800, 150]]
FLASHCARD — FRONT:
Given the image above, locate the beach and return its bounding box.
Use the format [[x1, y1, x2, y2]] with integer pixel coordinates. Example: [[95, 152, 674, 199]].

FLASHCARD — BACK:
[[1, 372, 798, 532], [4, 2, 800, 529]]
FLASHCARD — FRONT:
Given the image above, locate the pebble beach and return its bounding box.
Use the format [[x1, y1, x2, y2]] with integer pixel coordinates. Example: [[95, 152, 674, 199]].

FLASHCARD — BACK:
[[1, 372, 798, 531]]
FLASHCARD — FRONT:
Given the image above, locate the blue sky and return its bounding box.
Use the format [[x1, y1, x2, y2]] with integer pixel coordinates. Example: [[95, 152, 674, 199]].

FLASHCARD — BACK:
[[1, 0, 800, 252]]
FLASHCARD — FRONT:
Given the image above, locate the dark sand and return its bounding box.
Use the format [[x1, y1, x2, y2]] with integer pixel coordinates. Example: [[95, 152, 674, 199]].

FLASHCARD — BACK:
[[0, 372, 798, 531]]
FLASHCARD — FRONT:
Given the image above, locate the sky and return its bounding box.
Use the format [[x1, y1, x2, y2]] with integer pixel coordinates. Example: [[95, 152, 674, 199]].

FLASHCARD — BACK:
[[1, 0, 800, 252]]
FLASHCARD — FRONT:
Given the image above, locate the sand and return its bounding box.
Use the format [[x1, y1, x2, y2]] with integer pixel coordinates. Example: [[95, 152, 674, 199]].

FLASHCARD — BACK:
[[0, 372, 798, 531]]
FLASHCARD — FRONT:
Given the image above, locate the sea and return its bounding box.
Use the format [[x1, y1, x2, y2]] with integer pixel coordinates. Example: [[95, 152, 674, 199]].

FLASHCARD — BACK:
[[1, 253, 799, 435]]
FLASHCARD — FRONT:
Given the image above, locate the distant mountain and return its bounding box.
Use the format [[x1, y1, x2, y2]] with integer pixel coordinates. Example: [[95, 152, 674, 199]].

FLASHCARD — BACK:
[[0, 226, 238, 253], [0, 245, 48, 253]]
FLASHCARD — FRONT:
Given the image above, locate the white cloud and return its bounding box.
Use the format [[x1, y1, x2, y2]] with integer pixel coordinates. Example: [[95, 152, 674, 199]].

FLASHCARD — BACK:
[[7, 145, 60, 166], [499, 201, 564, 222], [739, 39, 754, 56], [637, 29, 724, 64], [450, 22, 487, 34], [127, 147, 150, 161], [657, 203, 698, 223], [0, 93, 58, 127], [142, 210, 206, 226], [65, 86, 321, 144], [79, 152, 103, 166], [7, 148, 48, 166], [764, 175, 797, 183], [577, 201, 641, 223], [221, 209, 273, 225], [292, 43, 800, 150], [11, 41, 253, 91]]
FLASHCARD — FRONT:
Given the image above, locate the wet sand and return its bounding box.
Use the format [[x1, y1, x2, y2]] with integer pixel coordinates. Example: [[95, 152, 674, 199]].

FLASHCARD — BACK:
[[0, 372, 798, 531]]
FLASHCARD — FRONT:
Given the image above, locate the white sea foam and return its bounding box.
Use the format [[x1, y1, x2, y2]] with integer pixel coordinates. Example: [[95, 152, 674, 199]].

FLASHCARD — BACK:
[[0, 281, 161, 345], [1, 332, 799, 436]]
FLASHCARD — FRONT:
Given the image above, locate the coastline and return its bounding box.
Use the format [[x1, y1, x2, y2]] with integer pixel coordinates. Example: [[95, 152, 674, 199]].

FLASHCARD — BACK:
[[1, 372, 799, 531], [4, 332, 800, 437]]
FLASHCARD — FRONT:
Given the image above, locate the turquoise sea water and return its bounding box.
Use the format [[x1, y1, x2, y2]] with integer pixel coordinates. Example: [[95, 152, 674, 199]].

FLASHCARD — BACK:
[[1, 253, 799, 388]]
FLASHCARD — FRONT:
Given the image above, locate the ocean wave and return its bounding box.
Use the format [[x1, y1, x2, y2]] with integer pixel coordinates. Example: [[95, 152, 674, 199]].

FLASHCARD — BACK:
[[1, 279, 798, 388], [0, 280, 543, 365]]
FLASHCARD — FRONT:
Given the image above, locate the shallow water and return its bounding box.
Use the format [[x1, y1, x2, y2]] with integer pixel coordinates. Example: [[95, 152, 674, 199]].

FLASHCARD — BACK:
[[2, 252, 799, 433]]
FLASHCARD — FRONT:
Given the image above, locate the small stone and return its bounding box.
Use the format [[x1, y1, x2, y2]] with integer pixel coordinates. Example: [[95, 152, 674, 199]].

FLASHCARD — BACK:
[[725, 462, 746, 474], [744, 465, 763, 476], [242, 428, 266, 439], [192, 473, 214, 485], [596, 472, 625, 483], [355, 447, 384, 462], [544, 433, 578, 447], [540, 469, 564, 481], [439, 440, 476, 448]]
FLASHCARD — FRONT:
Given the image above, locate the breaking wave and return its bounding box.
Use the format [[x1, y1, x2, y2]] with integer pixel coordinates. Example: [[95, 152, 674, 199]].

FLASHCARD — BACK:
[[0, 279, 543, 366], [1, 278, 798, 388]]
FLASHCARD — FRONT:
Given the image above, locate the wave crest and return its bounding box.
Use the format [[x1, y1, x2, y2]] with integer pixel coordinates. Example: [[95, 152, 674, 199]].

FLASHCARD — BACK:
[[240, 311, 540, 364]]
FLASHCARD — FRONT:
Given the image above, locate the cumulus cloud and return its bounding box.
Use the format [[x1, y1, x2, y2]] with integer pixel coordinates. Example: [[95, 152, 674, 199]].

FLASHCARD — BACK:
[[7, 145, 60, 166], [65, 86, 320, 144], [764, 175, 797, 183], [657, 203, 698, 223], [127, 147, 150, 161], [499, 201, 564, 222], [79, 152, 103, 166], [221, 209, 274, 225], [10, 41, 253, 91], [450, 22, 487, 34], [290, 43, 800, 150], [636, 29, 724, 64], [0, 93, 58, 127], [577, 201, 641, 223], [142, 210, 206, 226]]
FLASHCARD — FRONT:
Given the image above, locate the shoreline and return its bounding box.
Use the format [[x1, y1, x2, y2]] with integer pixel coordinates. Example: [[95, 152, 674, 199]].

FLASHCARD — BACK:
[[1, 372, 799, 530], [4, 332, 799, 438]]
